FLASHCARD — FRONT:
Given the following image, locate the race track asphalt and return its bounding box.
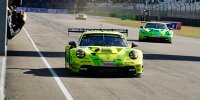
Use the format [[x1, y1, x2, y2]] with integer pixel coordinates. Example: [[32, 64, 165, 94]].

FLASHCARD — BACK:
[[5, 12, 200, 100]]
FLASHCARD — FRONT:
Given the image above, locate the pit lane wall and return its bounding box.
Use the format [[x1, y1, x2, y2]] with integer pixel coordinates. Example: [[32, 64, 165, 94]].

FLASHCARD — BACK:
[[16, 7, 68, 14]]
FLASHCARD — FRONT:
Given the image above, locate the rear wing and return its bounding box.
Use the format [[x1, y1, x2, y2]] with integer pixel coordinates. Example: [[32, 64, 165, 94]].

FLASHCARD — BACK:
[[150, 20, 182, 30], [68, 28, 128, 36]]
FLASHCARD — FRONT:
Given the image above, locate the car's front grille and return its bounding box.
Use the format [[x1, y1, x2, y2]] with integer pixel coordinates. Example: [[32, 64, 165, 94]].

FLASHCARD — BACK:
[[80, 65, 136, 74], [144, 37, 169, 42]]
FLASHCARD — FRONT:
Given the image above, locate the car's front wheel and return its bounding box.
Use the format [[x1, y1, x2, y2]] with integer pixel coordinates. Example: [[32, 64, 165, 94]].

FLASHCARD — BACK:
[[128, 72, 142, 78], [134, 73, 142, 78], [65, 49, 71, 69], [168, 39, 172, 43], [139, 38, 143, 41], [65, 50, 68, 68], [65, 60, 68, 68], [139, 35, 144, 41]]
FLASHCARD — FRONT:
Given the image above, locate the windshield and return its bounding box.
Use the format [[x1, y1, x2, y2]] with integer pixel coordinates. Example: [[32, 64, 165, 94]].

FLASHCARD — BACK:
[[79, 34, 128, 47], [145, 23, 168, 29]]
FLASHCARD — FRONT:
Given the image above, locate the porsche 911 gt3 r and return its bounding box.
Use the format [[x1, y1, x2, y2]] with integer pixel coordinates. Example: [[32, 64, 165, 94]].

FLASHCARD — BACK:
[[65, 28, 144, 77], [139, 22, 173, 43], [76, 13, 87, 20]]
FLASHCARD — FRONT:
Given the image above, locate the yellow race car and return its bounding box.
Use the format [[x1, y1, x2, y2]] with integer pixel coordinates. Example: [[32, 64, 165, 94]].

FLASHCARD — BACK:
[[65, 28, 143, 77]]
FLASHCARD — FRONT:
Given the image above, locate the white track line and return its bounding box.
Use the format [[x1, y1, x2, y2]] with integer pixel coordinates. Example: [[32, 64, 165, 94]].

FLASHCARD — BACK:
[[23, 28, 74, 100], [0, 57, 6, 100]]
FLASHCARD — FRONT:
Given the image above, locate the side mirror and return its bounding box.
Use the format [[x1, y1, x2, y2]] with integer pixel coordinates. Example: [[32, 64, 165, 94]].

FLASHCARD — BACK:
[[131, 42, 138, 48], [140, 26, 144, 29], [69, 41, 76, 48]]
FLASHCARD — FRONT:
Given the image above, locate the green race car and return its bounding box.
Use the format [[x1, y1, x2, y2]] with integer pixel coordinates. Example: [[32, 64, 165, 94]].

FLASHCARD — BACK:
[[65, 28, 144, 77], [139, 22, 173, 43]]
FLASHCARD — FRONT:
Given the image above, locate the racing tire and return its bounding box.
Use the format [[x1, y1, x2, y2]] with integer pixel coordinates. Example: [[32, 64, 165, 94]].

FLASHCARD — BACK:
[[64, 50, 67, 68], [138, 36, 144, 42], [167, 40, 172, 44], [65, 59, 76, 75], [139, 38, 143, 41], [134, 73, 142, 78], [68, 67, 78, 76], [65, 60, 68, 68], [65, 50, 76, 75], [128, 73, 142, 78]]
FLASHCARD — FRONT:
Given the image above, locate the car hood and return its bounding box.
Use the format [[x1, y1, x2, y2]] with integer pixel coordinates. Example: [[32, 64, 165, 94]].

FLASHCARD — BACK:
[[69, 46, 142, 62], [75, 46, 135, 62], [77, 46, 128, 54], [144, 28, 167, 32], [142, 28, 168, 36]]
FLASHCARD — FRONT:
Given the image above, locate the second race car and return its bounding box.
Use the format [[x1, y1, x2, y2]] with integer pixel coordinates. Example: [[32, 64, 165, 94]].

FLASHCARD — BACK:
[[139, 22, 173, 43], [76, 13, 87, 20]]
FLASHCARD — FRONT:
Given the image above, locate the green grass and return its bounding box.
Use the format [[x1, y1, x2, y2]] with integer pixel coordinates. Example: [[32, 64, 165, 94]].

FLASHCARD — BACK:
[[102, 17, 200, 39]]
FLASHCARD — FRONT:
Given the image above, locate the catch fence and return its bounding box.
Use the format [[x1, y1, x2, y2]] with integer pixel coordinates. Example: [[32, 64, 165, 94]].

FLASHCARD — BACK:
[[86, 2, 200, 19]]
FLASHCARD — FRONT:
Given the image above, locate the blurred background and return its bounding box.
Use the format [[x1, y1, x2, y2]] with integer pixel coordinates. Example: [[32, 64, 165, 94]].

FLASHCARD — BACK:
[[15, 0, 200, 26]]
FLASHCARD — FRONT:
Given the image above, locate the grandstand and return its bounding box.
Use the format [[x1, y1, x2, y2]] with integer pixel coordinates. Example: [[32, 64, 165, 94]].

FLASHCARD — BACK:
[[16, 0, 200, 19], [86, 0, 200, 19]]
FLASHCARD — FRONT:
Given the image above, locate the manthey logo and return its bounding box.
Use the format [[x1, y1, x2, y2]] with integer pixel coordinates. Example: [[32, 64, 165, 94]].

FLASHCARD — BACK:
[[101, 48, 112, 59], [101, 48, 111, 53], [105, 54, 111, 59]]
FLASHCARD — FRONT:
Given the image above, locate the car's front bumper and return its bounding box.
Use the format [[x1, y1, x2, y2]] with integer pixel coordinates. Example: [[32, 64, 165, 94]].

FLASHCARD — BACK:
[[76, 17, 87, 20], [70, 65, 143, 75], [140, 36, 172, 42]]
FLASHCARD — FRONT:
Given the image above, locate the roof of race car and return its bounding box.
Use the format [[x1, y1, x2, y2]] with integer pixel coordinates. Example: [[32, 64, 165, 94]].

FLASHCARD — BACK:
[[83, 31, 123, 35], [77, 13, 86, 15], [147, 21, 169, 24]]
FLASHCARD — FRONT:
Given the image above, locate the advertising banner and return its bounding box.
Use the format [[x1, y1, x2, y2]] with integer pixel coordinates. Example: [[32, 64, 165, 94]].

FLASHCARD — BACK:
[[38, 8, 47, 13], [16, 7, 26, 11], [47, 9, 57, 13], [17, 7, 68, 14], [168, 22, 182, 30], [27, 8, 37, 12], [56, 9, 68, 14]]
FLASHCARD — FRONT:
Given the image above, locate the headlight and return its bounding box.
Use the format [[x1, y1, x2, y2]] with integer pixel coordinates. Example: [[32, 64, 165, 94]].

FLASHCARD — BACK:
[[76, 49, 85, 58], [166, 31, 170, 35], [143, 30, 147, 32], [129, 50, 138, 59]]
